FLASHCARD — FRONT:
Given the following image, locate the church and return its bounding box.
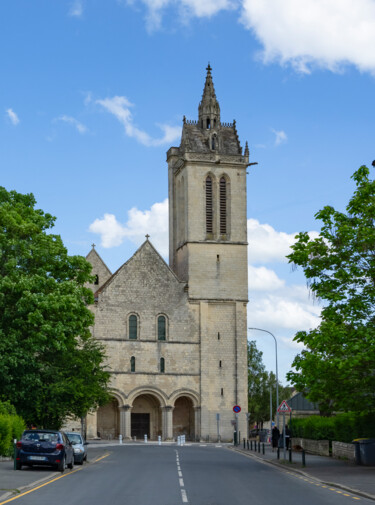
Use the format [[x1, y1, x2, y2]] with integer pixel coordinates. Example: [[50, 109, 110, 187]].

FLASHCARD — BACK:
[[85, 65, 249, 442]]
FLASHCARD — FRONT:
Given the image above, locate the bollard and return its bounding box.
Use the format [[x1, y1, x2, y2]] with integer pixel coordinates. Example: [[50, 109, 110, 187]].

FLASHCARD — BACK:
[[134, 436, 136, 441], [247, 440, 249, 450], [262, 443, 265, 455], [302, 449, 306, 467], [13, 439, 17, 470], [119, 435, 123, 445], [258, 441, 260, 453], [144, 434, 147, 443], [277, 447, 280, 460], [243, 438, 245, 449], [250, 440, 253, 450], [289, 448, 292, 463], [158, 435, 161, 446]]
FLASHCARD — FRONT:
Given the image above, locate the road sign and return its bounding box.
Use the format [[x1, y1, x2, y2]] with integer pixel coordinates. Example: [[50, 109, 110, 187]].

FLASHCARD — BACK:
[[233, 405, 241, 413], [277, 400, 292, 413]]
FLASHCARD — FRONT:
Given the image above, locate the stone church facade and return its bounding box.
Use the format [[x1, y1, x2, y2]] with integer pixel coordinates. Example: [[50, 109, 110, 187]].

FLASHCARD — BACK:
[[85, 65, 249, 442]]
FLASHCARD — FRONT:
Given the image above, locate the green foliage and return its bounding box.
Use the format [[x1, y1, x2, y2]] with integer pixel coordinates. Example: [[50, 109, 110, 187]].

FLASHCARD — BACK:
[[0, 407, 25, 457], [290, 413, 375, 443], [0, 400, 17, 416], [0, 187, 110, 428], [248, 341, 292, 427], [287, 166, 375, 413]]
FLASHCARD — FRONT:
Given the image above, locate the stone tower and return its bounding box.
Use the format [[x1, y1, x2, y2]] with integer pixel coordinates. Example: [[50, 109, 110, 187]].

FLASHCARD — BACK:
[[167, 64, 249, 439]]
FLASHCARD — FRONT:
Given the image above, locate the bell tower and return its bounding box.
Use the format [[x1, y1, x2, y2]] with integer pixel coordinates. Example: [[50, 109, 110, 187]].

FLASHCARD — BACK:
[[167, 65, 249, 440]]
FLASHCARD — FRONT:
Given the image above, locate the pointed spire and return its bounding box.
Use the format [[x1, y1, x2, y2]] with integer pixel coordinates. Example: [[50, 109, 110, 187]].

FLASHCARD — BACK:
[[244, 141, 249, 157], [198, 63, 220, 130]]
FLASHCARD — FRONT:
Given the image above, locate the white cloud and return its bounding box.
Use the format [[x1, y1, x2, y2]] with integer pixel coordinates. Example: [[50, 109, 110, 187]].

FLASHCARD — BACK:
[[6, 108, 20, 126], [55, 115, 87, 134], [271, 128, 287, 146], [248, 265, 285, 291], [248, 219, 297, 264], [240, 0, 375, 74], [69, 0, 83, 17], [89, 199, 169, 256], [96, 95, 181, 147], [124, 0, 236, 30]]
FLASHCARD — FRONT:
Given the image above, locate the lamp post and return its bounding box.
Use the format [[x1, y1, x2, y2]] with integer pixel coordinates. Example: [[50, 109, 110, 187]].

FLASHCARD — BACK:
[[248, 327, 279, 429]]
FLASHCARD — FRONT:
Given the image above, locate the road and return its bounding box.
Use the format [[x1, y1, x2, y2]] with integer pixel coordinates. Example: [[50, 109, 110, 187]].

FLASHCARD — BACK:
[[2, 444, 372, 505]]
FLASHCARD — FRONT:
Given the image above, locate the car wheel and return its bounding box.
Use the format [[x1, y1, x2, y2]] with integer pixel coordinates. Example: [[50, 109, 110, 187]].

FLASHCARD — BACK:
[[58, 457, 66, 473], [15, 461, 22, 470], [68, 456, 74, 470]]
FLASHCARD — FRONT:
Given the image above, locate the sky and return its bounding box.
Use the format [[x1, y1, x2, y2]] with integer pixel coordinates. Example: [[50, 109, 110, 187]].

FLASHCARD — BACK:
[[2, 0, 375, 386]]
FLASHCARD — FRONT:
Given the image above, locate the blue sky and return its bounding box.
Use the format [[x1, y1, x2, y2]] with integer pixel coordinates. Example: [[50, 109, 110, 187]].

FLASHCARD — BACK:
[[2, 0, 375, 385]]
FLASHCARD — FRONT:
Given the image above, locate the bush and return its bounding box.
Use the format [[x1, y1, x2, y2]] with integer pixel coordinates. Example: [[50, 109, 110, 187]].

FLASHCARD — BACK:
[[0, 401, 26, 456], [290, 412, 375, 443]]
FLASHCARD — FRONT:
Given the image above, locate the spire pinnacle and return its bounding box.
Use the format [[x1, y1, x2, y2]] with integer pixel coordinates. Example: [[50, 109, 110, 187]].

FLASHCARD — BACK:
[[198, 63, 220, 129]]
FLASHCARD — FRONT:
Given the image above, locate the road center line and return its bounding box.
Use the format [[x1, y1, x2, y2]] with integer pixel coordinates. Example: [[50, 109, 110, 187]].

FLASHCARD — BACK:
[[181, 489, 188, 503]]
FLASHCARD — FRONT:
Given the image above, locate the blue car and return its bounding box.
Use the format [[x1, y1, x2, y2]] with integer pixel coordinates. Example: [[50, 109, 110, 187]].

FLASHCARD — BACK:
[[16, 429, 75, 472]]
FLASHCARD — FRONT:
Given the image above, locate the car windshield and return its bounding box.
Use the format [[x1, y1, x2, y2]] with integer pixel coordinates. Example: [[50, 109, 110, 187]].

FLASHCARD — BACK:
[[67, 433, 82, 444], [23, 432, 59, 442]]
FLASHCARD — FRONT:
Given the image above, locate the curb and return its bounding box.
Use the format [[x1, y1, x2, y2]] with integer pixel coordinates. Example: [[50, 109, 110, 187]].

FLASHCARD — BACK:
[[230, 447, 375, 502]]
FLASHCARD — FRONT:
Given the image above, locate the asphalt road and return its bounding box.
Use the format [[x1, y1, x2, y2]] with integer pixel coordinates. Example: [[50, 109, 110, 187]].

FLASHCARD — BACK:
[[2, 445, 373, 505]]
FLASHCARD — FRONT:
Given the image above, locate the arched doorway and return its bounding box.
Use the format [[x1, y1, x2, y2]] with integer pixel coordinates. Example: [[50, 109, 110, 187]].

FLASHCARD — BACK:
[[131, 394, 162, 440], [97, 398, 120, 439], [173, 396, 195, 440]]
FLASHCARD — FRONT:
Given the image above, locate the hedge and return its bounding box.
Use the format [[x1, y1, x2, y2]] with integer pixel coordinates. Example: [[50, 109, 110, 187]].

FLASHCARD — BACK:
[[290, 412, 375, 443], [0, 402, 25, 457]]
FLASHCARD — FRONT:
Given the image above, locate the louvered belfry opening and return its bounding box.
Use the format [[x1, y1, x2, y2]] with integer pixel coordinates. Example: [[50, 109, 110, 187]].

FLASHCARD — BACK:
[[206, 176, 213, 234], [220, 177, 227, 234]]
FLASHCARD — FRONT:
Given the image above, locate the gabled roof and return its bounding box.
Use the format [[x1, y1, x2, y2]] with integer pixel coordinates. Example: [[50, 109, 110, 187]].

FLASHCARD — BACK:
[[94, 239, 185, 297], [86, 247, 112, 277]]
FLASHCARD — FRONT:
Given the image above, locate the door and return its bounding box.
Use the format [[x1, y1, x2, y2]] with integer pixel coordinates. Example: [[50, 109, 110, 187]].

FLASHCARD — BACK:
[[131, 413, 150, 438]]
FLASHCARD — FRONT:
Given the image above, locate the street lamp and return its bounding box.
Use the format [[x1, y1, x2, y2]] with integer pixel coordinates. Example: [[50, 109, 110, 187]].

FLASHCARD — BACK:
[[248, 327, 279, 429]]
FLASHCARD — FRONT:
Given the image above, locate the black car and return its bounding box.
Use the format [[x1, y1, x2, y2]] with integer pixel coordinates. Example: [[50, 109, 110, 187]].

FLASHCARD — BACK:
[[16, 429, 75, 472]]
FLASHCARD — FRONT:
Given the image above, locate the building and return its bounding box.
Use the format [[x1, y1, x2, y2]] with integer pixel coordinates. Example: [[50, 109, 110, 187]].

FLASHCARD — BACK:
[[85, 65, 250, 441]]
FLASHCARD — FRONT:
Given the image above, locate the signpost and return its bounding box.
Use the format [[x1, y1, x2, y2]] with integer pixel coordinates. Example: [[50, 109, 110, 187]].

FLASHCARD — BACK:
[[233, 406, 241, 445], [277, 401, 292, 461]]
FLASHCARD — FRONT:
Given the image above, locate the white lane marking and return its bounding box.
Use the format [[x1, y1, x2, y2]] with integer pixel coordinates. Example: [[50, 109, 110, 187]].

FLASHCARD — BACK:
[[177, 465, 181, 471], [181, 489, 188, 503], [179, 478, 185, 487], [178, 470, 183, 477]]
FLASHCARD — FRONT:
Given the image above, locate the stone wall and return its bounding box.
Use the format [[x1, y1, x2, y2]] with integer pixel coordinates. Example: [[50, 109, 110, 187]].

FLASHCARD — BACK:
[[332, 441, 355, 461], [291, 437, 330, 456]]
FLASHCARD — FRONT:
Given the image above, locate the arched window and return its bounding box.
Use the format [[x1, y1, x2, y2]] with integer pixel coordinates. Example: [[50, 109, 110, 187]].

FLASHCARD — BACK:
[[220, 177, 227, 235], [158, 315, 166, 341], [129, 315, 138, 340], [130, 356, 135, 372], [94, 274, 99, 285], [211, 135, 216, 150], [206, 118, 211, 129], [160, 357, 165, 373], [206, 176, 213, 234]]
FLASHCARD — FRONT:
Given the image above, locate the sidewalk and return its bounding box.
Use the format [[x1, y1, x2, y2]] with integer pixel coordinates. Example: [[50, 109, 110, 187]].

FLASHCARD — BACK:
[[232, 442, 375, 501], [0, 444, 109, 502]]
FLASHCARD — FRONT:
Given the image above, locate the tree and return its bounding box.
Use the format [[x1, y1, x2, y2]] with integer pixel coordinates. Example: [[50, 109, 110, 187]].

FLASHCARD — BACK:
[[0, 187, 110, 428], [248, 341, 292, 427], [287, 165, 375, 413]]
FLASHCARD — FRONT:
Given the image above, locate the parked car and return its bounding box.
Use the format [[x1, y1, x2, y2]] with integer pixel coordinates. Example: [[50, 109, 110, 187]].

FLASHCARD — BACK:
[[66, 432, 88, 464], [16, 429, 74, 472]]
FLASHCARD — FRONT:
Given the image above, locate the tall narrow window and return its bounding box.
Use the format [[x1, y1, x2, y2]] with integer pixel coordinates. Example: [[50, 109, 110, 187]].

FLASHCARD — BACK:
[[206, 176, 213, 234], [129, 315, 138, 340], [158, 315, 166, 341], [94, 274, 99, 285], [160, 357, 165, 373], [220, 177, 227, 235], [130, 356, 135, 372]]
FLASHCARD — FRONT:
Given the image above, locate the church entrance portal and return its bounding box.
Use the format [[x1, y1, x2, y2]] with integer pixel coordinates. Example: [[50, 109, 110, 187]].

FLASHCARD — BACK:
[[97, 398, 120, 440], [173, 396, 195, 441], [131, 394, 162, 440]]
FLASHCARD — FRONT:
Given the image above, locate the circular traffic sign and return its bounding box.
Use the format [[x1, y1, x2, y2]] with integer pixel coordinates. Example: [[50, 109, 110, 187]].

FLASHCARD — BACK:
[[233, 405, 241, 413]]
